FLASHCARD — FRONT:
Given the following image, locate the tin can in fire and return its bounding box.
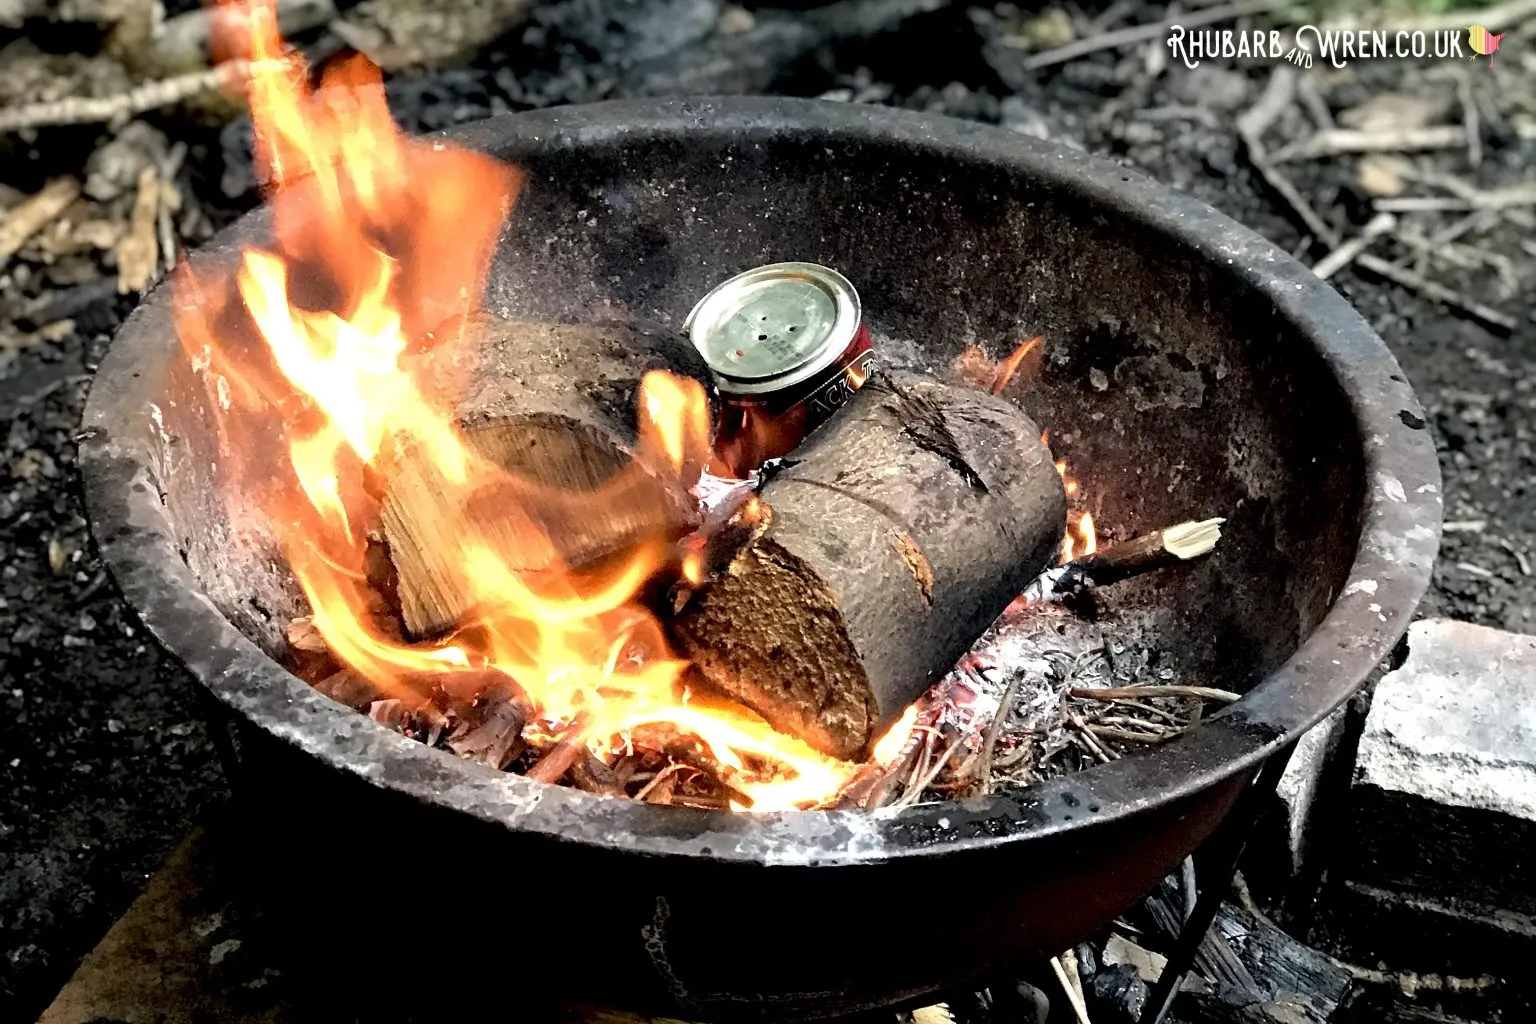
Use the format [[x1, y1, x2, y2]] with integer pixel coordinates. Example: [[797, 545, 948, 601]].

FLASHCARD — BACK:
[[684, 262, 874, 475]]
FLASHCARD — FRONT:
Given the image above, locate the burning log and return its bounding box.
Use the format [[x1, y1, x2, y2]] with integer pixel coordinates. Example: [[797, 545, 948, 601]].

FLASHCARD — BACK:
[[669, 372, 1067, 761], [380, 315, 713, 637]]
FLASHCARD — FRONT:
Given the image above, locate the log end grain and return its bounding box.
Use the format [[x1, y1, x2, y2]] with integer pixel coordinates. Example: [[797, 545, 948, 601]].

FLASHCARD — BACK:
[[673, 538, 877, 762]]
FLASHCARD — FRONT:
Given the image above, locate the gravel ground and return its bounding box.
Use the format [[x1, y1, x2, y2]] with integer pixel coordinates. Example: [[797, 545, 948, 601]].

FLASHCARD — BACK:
[[1, 2, 1532, 1017]]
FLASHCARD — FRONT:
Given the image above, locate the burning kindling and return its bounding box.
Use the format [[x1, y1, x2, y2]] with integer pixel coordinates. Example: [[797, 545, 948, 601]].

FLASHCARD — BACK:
[[182, 0, 1231, 814]]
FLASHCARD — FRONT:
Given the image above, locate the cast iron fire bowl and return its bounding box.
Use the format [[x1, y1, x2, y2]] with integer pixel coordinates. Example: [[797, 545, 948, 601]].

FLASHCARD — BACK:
[[80, 98, 1439, 1022]]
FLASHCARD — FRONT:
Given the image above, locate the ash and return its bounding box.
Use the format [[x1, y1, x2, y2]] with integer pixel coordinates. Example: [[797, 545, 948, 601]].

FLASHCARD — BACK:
[[864, 591, 1229, 808]]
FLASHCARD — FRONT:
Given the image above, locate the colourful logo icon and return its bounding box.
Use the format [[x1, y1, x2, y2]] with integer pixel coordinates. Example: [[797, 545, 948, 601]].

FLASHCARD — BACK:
[[1467, 25, 1506, 64]]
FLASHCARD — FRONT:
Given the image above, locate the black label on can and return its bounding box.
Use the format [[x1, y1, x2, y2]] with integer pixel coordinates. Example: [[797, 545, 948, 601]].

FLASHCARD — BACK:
[[808, 350, 875, 419]]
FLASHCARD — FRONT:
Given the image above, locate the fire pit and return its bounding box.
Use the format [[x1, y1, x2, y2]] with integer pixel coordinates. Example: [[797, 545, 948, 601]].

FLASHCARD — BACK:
[[79, 95, 1438, 1021]]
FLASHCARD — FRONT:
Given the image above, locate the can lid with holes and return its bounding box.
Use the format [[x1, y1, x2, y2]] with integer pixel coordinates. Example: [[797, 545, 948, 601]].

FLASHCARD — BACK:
[[683, 262, 862, 396]]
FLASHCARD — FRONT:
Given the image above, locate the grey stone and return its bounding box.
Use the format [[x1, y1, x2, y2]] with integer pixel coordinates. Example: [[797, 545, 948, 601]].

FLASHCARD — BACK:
[[1350, 619, 1536, 914]]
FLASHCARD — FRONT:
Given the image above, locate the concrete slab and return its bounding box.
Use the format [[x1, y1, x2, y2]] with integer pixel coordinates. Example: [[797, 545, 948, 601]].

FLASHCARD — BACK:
[[1349, 619, 1536, 916]]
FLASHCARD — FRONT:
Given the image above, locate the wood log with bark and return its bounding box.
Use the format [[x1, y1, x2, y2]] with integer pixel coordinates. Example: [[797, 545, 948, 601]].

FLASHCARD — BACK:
[[380, 315, 713, 637], [669, 371, 1067, 760]]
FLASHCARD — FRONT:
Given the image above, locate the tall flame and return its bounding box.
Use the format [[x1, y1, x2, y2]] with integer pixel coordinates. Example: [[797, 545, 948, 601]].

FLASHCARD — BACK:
[[1045, 430, 1097, 563], [174, 0, 854, 810]]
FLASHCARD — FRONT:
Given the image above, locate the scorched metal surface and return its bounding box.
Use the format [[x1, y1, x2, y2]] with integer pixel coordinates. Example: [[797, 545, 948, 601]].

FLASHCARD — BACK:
[[78, 97, 1440, 1022]]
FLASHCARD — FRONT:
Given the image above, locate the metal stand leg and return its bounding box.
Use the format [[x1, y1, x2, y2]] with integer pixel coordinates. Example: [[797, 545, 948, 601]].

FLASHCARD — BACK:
[[1141, 742, 1298, 1024], [194, 685, 244, 785]]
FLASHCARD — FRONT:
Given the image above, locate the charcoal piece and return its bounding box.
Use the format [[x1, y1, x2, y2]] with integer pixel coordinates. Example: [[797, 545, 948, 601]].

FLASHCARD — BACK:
[[446, 681, 530, 771], [1168, 901, 1354, 1024], [380, 315, 712, 638], [669, 371, 1065, 760], [569, 750, 625, 796], [1087, 963, 1147, 1024]]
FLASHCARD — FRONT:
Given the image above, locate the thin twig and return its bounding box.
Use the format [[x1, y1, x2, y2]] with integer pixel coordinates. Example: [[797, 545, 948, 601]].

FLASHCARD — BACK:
[[0, 61, 267, 135], [0, 178, 80, 268], [1097, 714, 1179, 733], [1428, 210, 1495, 249], [1271, 125, 1467, 163], [633, 762, 685, 802], [1086, 0, 1138, 33], [1069, 684, 1241, 702], [1375, 183, 1536, 212], [1295, 74, 1334, 131], [1089, 724, 1175, 745], [1355, 254, 1518, 334], [1069, 714, 1118, 762], [977, 672, 1025, 795], [1236, 64, 1297, 144], [1051, 955, 1094, 1024], [1014, 0, 1282, 69], [1238, 72, 1336, 249], [1498, 539, 1532, 577], [1312, 212, 1396, 281], [894, 737, 966, 807], [1061, 948, 1089, 1009], [526, 719, 589, 783]]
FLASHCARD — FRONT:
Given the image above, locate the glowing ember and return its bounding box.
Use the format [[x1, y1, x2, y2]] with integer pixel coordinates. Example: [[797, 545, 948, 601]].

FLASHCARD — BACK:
[[174, 0, 856, 811]]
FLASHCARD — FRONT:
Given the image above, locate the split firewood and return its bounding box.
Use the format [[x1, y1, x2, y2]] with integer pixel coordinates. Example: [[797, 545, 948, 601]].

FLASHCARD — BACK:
[[636, 764, 684, 805], [284, 615, 328, 653], [380, 315, 713, 638], [669, 371, 1066, 760]]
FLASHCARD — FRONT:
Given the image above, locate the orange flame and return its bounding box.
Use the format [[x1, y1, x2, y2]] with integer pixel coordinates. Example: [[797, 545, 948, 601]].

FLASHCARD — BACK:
[[1062, 510, 1097, 563], [954, 335, 1043, 396], [871, 703, 921, 766], [1048, 433, 1096, 563], [173, 0, 856, 810]]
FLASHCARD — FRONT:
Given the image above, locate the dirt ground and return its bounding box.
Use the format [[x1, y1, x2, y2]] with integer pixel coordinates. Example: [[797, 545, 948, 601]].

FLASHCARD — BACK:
[[1, 0, 1532, 1017]]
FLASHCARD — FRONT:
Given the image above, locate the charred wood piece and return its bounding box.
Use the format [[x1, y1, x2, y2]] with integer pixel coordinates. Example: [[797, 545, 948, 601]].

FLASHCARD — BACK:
[[445, 678, 532, 771], [525, 723, 588, 784]]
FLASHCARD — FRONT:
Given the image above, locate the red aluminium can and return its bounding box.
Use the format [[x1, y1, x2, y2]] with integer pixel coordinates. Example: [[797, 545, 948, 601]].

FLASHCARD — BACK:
[[683, 262, 875, 476]]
